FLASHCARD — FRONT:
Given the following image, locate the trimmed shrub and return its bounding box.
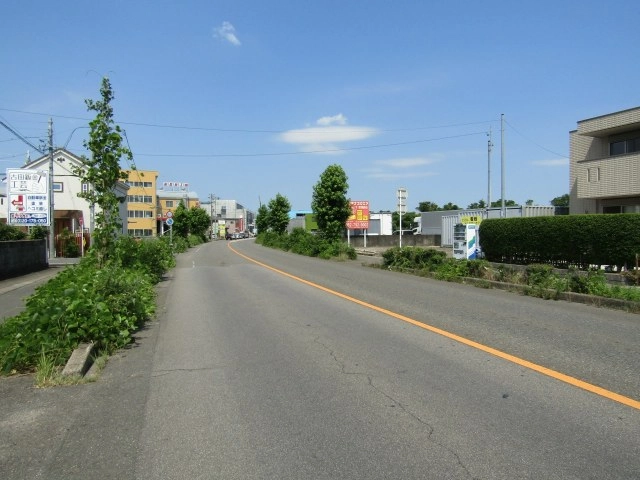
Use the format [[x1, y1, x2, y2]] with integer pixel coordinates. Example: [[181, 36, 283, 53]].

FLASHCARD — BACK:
[[480, 214, 640, 269]]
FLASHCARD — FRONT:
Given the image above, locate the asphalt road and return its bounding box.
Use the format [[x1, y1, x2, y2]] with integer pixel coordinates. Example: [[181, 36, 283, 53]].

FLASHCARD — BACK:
[[1, 240, 638, 479]]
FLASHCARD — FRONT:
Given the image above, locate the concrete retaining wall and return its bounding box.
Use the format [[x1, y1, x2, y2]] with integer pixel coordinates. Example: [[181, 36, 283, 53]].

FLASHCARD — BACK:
[[0, 239, 48, 279], [349, 234, 440, 248]]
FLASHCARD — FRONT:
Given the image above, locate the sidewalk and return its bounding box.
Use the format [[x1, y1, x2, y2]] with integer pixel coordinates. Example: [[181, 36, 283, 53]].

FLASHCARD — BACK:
[[0, 258, 80, 295]]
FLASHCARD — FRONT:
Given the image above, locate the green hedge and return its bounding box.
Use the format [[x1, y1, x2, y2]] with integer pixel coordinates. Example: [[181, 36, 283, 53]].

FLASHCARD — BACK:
[[479, 214, 640, 269]]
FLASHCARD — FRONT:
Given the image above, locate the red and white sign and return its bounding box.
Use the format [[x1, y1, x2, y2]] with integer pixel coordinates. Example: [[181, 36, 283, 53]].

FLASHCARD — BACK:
[[346, 200, 370, 230], [11, 195, 24, 210], [6, 168, 50, 226]]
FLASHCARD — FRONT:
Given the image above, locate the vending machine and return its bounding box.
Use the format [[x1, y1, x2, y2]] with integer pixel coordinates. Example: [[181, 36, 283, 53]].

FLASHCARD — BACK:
[[452, 223, 478, 260]]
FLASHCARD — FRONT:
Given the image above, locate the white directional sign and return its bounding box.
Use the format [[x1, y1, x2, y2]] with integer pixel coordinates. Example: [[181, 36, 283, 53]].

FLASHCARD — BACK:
[[6, 168, 50, 226]]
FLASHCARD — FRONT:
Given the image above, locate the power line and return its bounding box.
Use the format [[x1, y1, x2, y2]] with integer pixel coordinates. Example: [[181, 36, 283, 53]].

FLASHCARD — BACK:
[[0, 107, 494, 135], [504, 119, 569, 158], [131, 131, 488, 158]]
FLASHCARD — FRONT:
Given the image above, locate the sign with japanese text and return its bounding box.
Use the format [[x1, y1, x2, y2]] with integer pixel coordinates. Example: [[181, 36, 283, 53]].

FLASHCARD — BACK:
[[346, 200, 370, 230], [162, 181, 189, 192], [460, 215, 482, 225], [6, 168, 50, 226]]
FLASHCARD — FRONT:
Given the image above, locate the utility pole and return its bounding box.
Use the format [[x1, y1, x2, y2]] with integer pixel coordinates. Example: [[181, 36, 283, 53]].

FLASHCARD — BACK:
[[487, 126, 493, 209], [501, 114, 506, 218], [48, 118, 56, 259], [209, 193, 217, 239]]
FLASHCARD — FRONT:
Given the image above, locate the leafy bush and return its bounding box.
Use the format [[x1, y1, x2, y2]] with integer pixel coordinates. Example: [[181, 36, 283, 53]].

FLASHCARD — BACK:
[[288, 228, 322, 256], [188, 234, 205, 247], [170, 236, 189, 253], [433, 258, 468, 282], [114, 236, 176, 284], [0, 222, 27, 241], [137, 238, 176, 283], [0, 232, 177, 374], [382, 247, 447, 271], [29, 226, 49, 240], [317, 240, 357, 260], [257, 231, 290, 250], [0, 259, 156, 373], [60, 228, 80, 258], [525, 264, 556, 288], [256, 229, 356, 260]]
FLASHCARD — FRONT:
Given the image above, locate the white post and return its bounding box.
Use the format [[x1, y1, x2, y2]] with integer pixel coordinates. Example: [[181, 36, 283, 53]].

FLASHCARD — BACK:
[[501, 113, 506, 217], [48, 119, 55, 259]]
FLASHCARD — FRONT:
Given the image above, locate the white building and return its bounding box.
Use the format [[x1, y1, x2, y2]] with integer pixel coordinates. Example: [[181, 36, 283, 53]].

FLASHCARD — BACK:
[[2, 148, 129, 254]]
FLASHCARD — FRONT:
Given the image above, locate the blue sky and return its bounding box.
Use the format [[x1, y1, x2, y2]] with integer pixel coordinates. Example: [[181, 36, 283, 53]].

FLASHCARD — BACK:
[[1, 0, 639, 213]]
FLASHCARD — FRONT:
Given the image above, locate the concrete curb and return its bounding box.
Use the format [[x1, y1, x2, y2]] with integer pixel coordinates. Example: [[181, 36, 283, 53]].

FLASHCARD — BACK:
[[462, 277, 640, 313], [62, 343, 95, 377]]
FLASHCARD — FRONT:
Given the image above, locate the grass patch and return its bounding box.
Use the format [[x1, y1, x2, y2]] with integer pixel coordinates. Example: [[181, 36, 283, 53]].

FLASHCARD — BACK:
[[380, 246, 640, 309]]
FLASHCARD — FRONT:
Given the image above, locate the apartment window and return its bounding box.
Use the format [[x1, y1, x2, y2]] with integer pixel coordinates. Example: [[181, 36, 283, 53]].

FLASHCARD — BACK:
[[127, 195, 153, 203], [603, 206, 621, 214], [610, 137, 640, 156], [125, 181, 154, 188], [166, 200, 174, 207], [587, 167, 600, 183], [127, 210, 154, 218], [128, 229, 153, 237]]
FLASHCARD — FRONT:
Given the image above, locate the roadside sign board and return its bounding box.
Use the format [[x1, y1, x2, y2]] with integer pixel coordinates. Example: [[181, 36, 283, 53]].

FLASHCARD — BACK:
[[166, 218, 174, 226], [346, 200, 370, 230], [6, 168, 50, 226]]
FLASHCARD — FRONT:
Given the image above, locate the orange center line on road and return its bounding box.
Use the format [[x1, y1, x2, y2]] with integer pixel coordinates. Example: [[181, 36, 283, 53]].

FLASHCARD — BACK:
[[229, 243, 640, 411]]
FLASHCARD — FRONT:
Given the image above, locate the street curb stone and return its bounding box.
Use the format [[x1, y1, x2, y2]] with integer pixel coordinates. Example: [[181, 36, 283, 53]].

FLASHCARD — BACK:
[[61, 342, 95, 377]]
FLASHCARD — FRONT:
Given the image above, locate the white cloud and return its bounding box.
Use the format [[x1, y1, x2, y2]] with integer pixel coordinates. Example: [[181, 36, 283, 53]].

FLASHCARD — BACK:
[[279, 114, 379, 154], [531, 158, 569, 167], [374, 157, 437, 168], [214, 21, 241, 46], [317, 113, 347, 126], [363, 156, 439, 180], [366, 171, 438, 180], [280, 126, 378, 145]]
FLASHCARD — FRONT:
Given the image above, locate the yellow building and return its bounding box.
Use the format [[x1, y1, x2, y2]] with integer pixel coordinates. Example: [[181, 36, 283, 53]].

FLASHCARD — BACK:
[[156, 182, 200, 235], [124, 169, 159, 237]]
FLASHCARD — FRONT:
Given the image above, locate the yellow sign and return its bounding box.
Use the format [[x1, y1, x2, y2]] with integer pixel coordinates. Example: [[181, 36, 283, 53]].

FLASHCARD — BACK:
[[460, 215, 482, 225]]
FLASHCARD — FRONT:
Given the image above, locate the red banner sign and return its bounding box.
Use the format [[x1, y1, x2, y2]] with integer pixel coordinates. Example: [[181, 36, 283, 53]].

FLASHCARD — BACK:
[[346, 201, 370, 229]]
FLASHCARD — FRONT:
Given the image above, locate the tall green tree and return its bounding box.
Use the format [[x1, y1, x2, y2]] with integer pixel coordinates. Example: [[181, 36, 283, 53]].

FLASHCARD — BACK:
[[392, 212, 418, 232], [255, 204, 269, 234], [172, 201, 190, 238], [267, 193, 291, 235], [417, 201, 440, 212], [74, 77, 132, 265], [441, 202, 460, 211], [467, 199, 487, 209], [491, 198, 518, 207], [550, 194, 570, 207], [188, 206, 211, 240], [311, 164, 352, 242]]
